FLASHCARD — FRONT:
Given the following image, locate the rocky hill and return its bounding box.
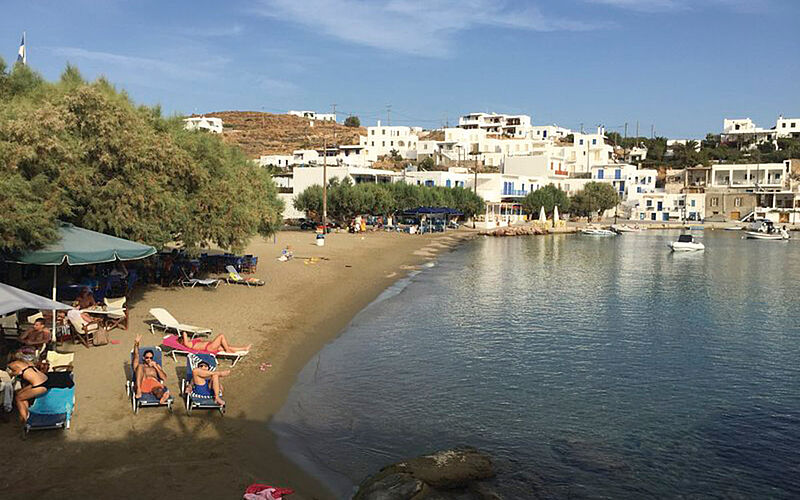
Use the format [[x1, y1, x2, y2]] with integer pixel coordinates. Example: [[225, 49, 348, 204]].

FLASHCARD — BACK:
[[194, 111, 366, 158]]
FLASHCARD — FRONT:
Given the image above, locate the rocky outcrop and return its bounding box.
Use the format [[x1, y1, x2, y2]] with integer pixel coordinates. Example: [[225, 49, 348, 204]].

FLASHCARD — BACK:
[[479, 225, 548, 237], [353, 447, 500, 500]]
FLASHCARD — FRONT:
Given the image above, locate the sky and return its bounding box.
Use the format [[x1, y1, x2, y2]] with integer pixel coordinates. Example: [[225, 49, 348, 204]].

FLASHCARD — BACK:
[[2, 0, 798, 138]]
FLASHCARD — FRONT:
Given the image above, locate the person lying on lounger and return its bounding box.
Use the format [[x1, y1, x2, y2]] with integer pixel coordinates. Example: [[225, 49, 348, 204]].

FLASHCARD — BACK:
[[6, 358, 74, 423], [189, 360, 230, 406], [179, 332, 251, 354], [133, 335, 170, 404]]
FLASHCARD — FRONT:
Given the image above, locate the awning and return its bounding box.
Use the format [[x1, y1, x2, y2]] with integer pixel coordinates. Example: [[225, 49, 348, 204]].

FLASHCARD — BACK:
[[0, 282, 73, 317]]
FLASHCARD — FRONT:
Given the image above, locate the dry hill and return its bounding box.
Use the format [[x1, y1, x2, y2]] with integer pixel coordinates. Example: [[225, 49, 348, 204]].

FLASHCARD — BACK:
[[194, 111, 366, 158]]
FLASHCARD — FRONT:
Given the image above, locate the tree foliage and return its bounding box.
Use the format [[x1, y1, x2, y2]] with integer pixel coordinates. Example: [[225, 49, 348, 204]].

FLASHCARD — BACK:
[[0, 59, 283, 253], [521, 185, 570, 217], [569, 182, 619, 221], [294, 179, 484, 222], [344, 115, 360, 128]]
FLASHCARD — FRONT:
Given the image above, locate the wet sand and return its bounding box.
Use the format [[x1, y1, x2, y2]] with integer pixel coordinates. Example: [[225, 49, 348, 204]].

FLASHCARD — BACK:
[[0, 229, 474, 499]]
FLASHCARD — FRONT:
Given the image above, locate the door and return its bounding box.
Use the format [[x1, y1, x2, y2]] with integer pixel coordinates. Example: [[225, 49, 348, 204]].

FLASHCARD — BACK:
[[780, 213, 789, 223], [730, 211, 740, 220]]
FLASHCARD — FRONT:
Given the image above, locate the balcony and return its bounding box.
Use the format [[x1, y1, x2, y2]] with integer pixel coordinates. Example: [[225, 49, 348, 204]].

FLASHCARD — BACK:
[[502, 188, 529, 197], [554, 170, 568, 176]]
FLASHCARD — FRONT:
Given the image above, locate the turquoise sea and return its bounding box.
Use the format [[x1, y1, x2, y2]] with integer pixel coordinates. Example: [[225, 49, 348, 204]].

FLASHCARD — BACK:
[[272, 230, 800, 499]]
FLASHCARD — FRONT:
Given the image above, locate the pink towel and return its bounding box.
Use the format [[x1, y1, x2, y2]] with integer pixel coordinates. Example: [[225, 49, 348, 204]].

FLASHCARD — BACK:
[[243, 484, 293, 499], [162, 334, 214, 355]]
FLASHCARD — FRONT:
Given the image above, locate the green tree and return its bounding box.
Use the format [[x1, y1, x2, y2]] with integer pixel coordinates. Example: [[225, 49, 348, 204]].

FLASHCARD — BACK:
[[521, 184, 570, 217], [569, 191, 599, 222], [0, 59, 282, 253], [418, 156, 435, 171], [583, 182, 620, 217], [344, 115, 360, 128]]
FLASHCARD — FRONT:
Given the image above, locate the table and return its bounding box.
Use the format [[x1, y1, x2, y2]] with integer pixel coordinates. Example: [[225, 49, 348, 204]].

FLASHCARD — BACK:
[[81, 307, 128, 330]]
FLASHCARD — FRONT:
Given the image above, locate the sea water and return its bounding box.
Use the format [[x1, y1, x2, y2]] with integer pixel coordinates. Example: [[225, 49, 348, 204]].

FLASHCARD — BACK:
[[272, 230, 800, 499]]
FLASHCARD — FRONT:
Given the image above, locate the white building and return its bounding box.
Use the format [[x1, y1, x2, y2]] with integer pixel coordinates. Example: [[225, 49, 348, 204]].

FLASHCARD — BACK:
[[458, 112, 533, 137], [259, 155, 294, 169], [288, 110, 337, 122], [591, 164, 656, 198], [710, 162, 789, 190], [404, 167, 470, 188], [631, 193, 706, 222], [530, 125, 571, 141], [183, 116, 223, 134], [359, 122, 421, 164], [776, 115, 800, 139]]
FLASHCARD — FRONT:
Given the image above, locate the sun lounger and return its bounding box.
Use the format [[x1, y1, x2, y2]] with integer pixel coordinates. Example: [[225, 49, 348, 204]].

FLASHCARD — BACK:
[[148, 308, 211, 338], [24, 372, 75, 438], [180, 268, 221, 289], [181, 353, 225, 415], [161, 334, 248, 367], [225, 265, 264, 286], [126, 346, 174, 414]]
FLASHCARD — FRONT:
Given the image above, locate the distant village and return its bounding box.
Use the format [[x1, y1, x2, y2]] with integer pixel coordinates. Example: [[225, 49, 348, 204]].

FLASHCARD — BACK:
[[183, 112, 800, 228]]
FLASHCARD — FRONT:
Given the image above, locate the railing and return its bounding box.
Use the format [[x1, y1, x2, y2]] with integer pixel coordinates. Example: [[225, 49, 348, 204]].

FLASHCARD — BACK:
[[502, 189, 529, 196], [554, 170, 568, 176]]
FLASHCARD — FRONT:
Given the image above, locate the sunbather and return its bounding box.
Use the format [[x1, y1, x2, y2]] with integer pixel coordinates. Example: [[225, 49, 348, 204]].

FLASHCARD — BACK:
[[189, 360, 230, 406], [179, 332, 250, 354], [19, 318, 50, 348], [7, 358, 74, 423], [278, 245, 293, 262], [74, 287, 97, 322], [133, 335, 170, 404]]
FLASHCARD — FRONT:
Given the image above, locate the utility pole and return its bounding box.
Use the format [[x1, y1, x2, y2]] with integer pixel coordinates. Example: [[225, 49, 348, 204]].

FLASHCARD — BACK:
[[386, 105, 392, 126], [624, 122, 628, 140], [651, 124, 655, 139], [580, 122, 584, 134], [331, 103, 337, 146], [636, 121, 639, 138], [473, 154, 479, 229], [322, 135, 328, 230]]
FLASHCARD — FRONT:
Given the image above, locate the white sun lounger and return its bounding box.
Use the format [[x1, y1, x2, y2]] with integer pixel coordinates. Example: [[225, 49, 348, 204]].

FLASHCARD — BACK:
[[148, 308, 211, 338]]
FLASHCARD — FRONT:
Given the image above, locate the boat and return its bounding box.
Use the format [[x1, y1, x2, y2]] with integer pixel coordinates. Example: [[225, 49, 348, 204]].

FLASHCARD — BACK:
[[724, 226, 743, 231], [581, 228, 617, 236], [610, 224, 641, 233], [668, 234, 705, 252], [744, 220, 790, 240]]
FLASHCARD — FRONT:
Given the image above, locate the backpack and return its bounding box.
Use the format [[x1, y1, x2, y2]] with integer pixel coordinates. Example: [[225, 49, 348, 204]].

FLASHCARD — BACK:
[[92, 327, 109, 346]]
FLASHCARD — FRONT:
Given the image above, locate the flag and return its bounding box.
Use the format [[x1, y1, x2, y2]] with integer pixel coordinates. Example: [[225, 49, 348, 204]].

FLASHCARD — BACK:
[[17, 32, 26, 65]]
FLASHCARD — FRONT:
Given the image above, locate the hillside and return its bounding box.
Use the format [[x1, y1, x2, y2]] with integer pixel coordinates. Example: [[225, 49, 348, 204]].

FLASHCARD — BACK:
[[194, 111, 366, 158]]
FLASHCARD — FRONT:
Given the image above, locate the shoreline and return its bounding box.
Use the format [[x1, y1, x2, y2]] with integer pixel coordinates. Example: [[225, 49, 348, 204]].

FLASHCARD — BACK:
[[0, 229, 476, 500]]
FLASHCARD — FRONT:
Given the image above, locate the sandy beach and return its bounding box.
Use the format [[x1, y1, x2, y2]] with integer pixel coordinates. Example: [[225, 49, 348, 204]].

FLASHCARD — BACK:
[[0, 229, 475, 500]]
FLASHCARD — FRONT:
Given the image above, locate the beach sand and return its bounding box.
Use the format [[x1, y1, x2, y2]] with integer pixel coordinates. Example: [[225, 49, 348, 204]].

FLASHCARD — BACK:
[[0, 229, 474, 499]]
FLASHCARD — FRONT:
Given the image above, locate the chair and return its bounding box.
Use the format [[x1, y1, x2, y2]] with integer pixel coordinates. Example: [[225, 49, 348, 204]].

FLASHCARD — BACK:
[[161, 334, 249, 367], [1, 314, 19, 341], [182, 353, 225, 416], [179, 268, 221, 289], [24, 372, 75, 438], [103, 296, 128, 330], [148, 308, 211, 338], [66, 309, 101, 348], [225, 265, 265, 287], [45, 351, 74, 372], [126, 346, 174, 414]]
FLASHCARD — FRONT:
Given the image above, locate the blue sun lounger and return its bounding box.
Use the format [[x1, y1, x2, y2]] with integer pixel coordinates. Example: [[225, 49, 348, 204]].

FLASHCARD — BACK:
[[126, 346, 174, 414], [181, 353, 225, 416], [24, 372, 75, 438]]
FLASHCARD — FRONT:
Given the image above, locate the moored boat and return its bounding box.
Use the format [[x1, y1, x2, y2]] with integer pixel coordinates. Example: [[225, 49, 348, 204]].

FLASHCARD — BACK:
[[668, 234, 705, 252], [581, 228, 617, 236], [610, 224, 641, 233], [744, 220, 790, 240]]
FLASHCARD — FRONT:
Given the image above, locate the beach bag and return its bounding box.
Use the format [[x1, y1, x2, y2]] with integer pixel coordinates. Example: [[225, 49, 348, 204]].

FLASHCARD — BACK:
[[92, 328, 109, 346]]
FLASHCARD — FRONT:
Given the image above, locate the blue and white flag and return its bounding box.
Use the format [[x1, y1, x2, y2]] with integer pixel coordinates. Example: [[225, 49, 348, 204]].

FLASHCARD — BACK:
[[17, 32, 26, 65]]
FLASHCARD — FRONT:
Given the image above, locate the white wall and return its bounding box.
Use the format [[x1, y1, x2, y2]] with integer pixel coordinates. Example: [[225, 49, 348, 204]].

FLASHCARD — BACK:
[[183, 116, 223, 134]]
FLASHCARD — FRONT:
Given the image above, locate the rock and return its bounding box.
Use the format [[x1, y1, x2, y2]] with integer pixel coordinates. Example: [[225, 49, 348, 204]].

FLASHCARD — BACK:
[[354, 472, 423, 500], [354, 447, 499, 500]]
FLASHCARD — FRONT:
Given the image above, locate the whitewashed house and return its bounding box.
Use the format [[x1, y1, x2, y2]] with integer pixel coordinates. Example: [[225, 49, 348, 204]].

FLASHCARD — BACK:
[[288, 110, 337, 122], [183, 116, 223, 134], [359, 122, 421, 164]]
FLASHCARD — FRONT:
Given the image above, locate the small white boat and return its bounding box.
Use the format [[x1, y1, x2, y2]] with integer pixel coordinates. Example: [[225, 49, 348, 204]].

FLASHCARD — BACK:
[[668, 234, 705, 252], [744, 220, 790, 240], [724, 226, 743, 231], [745, 231, 789, 240], [581, 228, 617, 236], [611, 224, 641, 233]]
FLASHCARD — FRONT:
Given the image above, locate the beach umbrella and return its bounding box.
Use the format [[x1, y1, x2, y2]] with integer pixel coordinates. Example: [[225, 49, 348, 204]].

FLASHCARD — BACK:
[[10, 222, 157, 338], [0, 282, 73, 317], [539, 206, 546, 223], [553, 205, 560, 225]]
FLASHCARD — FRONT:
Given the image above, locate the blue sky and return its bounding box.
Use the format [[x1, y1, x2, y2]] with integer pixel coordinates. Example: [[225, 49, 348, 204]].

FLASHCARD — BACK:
[[2, 0, 798, 138]]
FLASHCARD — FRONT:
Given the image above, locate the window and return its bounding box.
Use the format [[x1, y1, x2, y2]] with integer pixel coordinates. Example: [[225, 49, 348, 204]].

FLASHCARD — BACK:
[[543, 130, 547, 138], [579, 139, 584, 145], [792, 122, 797, 127], [734, 197, 742, 207], [646, 199, 653, 207], [592, 139, 597, 145], [382, 129, 386, 135], [382, 141, 385, 147], [651, 213, 657, 221], [614, 169, 621, 180], [597, 170, 604, 179], [640, 213, 645, 220], [371, 141, 374, 146], [370, 130, 374, 135], [425, 180, 434, 187], [711, 197, 719, 207], [783, 123, 787, 128], [390, 141, 394, 146], [690, 199, 696, 207]]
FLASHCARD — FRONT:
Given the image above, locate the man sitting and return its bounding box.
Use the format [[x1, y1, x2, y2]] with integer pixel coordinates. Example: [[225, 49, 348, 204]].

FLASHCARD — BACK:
[[133, 335, 170, 404], [19, 318, 50, 349]]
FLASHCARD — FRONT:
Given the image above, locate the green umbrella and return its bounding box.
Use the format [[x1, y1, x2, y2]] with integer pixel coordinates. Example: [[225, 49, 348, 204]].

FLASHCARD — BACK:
[[11, 222, 157, 340]]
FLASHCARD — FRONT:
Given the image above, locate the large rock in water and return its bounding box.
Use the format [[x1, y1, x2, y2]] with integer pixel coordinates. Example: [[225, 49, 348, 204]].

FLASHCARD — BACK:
[[353, 447, 500, 500]]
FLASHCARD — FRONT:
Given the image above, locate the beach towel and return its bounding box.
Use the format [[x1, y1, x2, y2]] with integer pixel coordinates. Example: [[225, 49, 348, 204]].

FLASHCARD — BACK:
[[243, 484, 293, 500]]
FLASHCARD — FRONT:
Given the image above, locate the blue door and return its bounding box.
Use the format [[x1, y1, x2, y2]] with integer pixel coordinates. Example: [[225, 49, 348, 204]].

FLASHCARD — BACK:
[[657, 201, 663, 211]]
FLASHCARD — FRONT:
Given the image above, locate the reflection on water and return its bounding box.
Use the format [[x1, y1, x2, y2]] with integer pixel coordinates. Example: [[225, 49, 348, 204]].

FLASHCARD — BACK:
[[272, 231, 800, 499]]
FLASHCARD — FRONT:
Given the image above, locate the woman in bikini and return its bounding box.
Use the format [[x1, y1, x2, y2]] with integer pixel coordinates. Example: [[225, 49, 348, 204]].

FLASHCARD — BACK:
[[133, 335, 170, 404], [179, 332, 250, 354], [6, 359, 74, 423]]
